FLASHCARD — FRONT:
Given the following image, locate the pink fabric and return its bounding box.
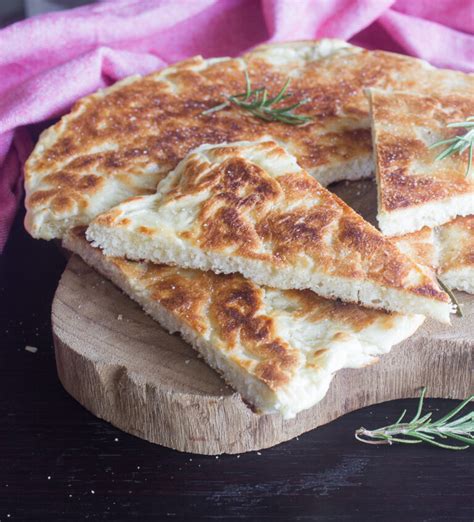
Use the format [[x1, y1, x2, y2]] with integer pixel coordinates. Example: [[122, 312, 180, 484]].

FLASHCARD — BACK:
[[0, 0, 472, 251]]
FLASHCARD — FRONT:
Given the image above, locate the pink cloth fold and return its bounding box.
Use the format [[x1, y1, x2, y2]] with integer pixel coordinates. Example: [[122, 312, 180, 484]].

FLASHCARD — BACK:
[[0, 0, 472, 251]]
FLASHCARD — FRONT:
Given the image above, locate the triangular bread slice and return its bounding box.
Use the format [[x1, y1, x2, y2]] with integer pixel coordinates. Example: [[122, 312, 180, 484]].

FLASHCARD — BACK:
[[368, 88, 474, 236], [87, 140, 452, 322], [65, 227, 424, 419], [394, 216, 474, 295]]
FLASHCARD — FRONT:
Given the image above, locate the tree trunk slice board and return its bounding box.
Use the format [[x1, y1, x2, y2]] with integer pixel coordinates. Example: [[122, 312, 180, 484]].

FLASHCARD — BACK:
[[51, 180, 474, 455]]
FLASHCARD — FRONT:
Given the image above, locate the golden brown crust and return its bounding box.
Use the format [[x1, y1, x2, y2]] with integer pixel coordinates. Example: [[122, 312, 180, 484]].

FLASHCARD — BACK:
[[392, 217, 474, 295], [392, 227, 437, 270], [438, 215, 474, 273], [26, 41, 473, 238], [209, 276, 299, 388], [369, 89, 474, 214]]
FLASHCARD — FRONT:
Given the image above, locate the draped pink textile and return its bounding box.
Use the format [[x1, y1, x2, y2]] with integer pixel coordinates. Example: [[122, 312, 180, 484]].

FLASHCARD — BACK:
[[1, 0, 472, 250]]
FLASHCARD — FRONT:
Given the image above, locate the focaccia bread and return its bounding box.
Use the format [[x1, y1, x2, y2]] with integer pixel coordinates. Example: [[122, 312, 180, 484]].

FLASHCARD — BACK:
[[393, 215, 474, 294], [368, 88, 474, 236], [64, 227, 424, 419], [25, 39, 473, 240], [86, 140, 452, 322], [392, 226, 438, 271], [438, 215, 474, 294]]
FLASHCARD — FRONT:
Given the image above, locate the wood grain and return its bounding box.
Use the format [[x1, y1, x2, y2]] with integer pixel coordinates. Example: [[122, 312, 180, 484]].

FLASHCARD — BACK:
[[51, 180, 474, 455]]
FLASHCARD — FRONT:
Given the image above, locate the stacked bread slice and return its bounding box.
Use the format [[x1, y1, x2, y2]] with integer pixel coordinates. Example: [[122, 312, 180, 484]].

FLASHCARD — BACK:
[[24, 39, 473, 418]]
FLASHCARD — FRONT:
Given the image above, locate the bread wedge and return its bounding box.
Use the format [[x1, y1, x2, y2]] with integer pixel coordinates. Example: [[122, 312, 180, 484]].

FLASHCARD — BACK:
[[438, 216, 474, 294], [25, 39, 473, 240], [368, 88, 474, 236], [393, 215, 474, 295], [87, 140, 452, 322], [65, 227, 424, 419], [392, 226, 438, 271]]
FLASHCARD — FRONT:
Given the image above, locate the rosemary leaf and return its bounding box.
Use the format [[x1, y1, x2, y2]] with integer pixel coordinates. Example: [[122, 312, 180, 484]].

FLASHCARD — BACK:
[[411, 386, 427, 422]]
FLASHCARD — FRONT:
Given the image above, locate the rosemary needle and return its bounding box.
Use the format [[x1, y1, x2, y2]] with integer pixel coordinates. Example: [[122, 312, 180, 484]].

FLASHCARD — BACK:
[[203, 71, 312, 125], [429, 116, 474, 178], [355, 388, 474, 450]]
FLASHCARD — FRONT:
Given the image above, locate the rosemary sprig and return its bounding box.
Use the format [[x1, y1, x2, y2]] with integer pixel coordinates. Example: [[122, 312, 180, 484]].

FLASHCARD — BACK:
[[429, 116, 474, 178], [436, 276, 463, 317], [202, 71, 312, 125], [355, 388, 474, 450]]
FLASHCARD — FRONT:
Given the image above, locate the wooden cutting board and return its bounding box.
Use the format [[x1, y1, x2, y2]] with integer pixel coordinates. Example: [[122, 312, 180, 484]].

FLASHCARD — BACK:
[[51, 180, 474, 455]]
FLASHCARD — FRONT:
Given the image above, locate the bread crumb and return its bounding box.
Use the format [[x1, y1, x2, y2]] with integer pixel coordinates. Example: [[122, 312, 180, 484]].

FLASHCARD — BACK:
[[117, 314, 123, 321], [25, 345, 38, 353]]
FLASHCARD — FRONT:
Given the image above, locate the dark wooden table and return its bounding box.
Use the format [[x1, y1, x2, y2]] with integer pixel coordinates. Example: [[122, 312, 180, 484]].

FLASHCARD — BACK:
[[1, 210, 473, 522]]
